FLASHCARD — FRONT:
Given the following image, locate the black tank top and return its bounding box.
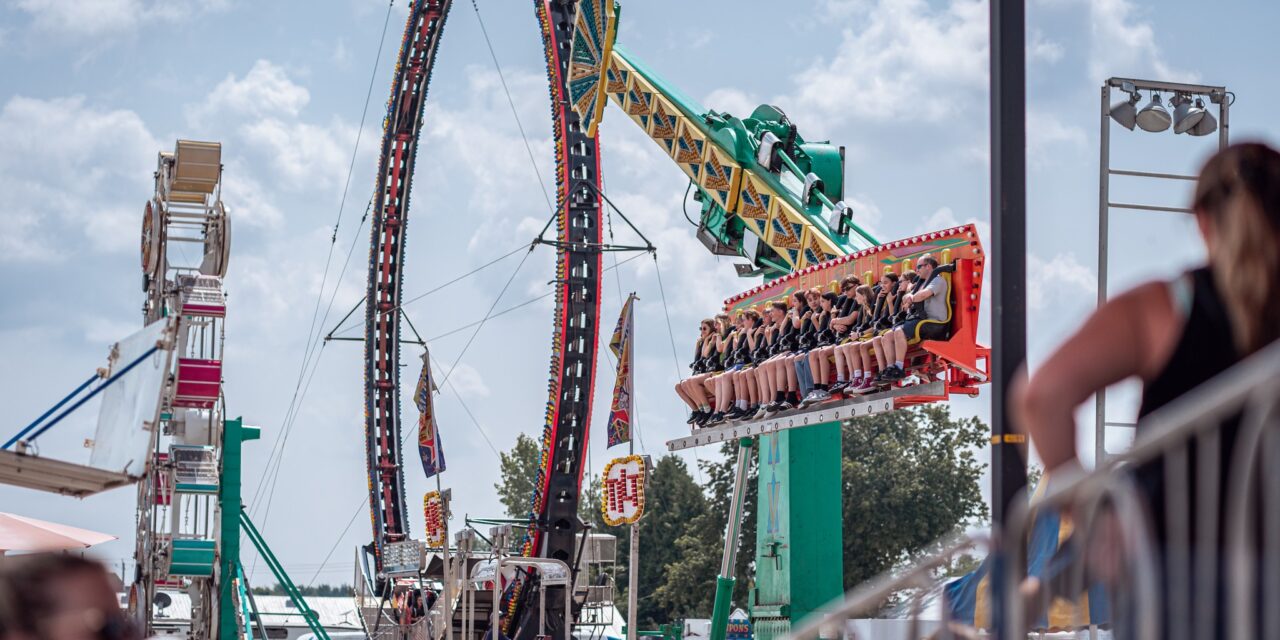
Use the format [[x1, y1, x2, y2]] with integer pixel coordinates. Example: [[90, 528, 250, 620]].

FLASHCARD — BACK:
[[1134, 267, 1243, 549], [1138, 267, 1240, 418]]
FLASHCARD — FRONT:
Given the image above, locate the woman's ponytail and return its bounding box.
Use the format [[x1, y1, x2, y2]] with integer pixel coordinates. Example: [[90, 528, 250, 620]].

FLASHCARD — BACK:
[[1193, 143, 1280, 355]]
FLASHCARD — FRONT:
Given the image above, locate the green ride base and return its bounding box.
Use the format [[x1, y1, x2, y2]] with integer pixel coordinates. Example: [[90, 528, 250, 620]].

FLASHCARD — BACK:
[[751, 423, 844, 640]]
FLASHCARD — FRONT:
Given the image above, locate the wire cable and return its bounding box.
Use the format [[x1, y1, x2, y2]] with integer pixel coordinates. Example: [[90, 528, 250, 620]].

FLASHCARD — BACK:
[[307, 495, 368, 587], [439, 246, 534, 389], [262, 0, 395, 498], [394, 244, 528, 311], [251, 0, 394, 518], [652, 252, 702, 481], [468, 0, 556, 217]]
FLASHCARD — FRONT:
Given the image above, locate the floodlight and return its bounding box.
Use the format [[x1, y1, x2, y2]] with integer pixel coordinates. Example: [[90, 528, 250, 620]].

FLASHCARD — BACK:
[[1109, 89, 1141, 130], [1188, 98, 1218, 136], [1171, 93, 1205, 134], [1136, 93, 1172, 132]]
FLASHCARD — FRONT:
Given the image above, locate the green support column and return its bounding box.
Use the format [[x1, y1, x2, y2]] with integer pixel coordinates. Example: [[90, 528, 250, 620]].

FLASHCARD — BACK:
[[709, 439, 754, 640], [218, 417, 260, 640], [750, 424, 843, 640]]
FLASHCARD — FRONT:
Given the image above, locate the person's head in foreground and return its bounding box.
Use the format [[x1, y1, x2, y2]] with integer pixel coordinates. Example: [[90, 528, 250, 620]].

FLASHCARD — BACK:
[[0, 554, 137, 640]]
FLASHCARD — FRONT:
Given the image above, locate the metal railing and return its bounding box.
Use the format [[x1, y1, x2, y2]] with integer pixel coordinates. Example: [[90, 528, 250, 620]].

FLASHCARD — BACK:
[[783, 339, 1280, 640]]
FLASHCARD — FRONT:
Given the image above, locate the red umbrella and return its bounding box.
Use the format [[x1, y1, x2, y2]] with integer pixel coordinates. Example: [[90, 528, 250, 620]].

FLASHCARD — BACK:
[[0, 512, 116, 553]]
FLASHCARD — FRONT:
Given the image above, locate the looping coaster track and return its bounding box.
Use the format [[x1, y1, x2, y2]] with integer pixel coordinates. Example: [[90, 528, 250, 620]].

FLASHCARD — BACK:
[[363, 6, 603, 634], [363, 0, 452, 559], [503, 2, 605, 635]]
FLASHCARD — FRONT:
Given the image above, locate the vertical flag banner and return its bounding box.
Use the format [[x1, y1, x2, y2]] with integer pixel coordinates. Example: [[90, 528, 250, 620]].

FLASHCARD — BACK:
[[607, 293, 636, 448], [416, 349, 446, 479]]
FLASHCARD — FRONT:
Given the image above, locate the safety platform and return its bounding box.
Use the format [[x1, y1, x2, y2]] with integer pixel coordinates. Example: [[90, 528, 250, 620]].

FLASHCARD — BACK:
[[666, 380, 945, 451]]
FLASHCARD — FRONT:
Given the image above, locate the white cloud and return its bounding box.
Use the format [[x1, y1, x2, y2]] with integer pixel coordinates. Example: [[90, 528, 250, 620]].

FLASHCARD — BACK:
[[702, 88, 758, 120], [1085, 0, 1195, 82], [220, 167, 285, 228], [239, 117, 359, 192], [1027, 110, 1087, 167], [442, 363, 490, 399], [787, 0, 988, 127], [333, 38, 351, 68], [11, 0, 228, 39], [917, 206, 989, 247], [189, 60, 311, 124], [187, 60, 371, 201], [1028, 252, 1096, 311], [0, 95, 160, 259], [0, 212, 58, 264], [418, 65, 558, 248], [843, 193, 885, 241], [1029, 28, 1065, 64]]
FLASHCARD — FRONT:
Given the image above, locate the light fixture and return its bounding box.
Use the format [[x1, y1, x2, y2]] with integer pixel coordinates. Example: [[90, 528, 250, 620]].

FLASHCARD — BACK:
[[1188, 98, 1218, 136], [1136, 93, 1172, 132], [1171, 93, 1205, 134], [1108, 82, 1141, 130]]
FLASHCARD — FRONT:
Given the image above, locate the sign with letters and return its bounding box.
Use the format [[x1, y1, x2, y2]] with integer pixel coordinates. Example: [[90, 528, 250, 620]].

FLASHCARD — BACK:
[[602, 455, 646, 526]]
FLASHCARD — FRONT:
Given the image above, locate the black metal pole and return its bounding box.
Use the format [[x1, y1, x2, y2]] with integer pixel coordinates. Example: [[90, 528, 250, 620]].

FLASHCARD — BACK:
[[989, 0, 1028, 528]]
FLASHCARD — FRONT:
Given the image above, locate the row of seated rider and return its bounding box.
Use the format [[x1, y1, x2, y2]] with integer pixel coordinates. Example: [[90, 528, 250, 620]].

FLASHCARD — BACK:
[[673, 254, 951, 428]]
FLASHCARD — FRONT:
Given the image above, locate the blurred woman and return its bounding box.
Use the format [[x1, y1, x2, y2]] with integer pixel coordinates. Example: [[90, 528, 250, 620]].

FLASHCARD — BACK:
[[1016, 142, 1280, 636]]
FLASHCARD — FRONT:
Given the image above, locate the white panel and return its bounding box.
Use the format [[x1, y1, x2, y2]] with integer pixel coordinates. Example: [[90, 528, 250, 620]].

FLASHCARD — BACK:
[[91, 319, 174, 476]]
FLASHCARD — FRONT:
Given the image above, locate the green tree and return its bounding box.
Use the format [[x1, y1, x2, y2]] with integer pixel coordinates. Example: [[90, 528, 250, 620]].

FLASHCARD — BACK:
[[655, 406, 989, 616], [251, 583, 352, 597], [495, 435, 607, 526], [651, 441, 756, 617], [841, 405, 988, 588], [495, 434, 540, 518], [628, 455, 709, 626]]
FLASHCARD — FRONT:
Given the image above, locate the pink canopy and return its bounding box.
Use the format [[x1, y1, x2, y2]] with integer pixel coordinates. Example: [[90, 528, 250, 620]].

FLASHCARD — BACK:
[[0, 512, 116, 553]]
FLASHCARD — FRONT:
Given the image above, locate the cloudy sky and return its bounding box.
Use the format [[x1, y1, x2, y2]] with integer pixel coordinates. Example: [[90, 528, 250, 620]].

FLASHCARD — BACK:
[[2, 0, 1279, 587]]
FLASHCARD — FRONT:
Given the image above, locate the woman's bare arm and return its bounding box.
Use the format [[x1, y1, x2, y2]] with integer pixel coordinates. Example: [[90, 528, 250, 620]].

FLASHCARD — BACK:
[[1014, 282, 1175, 470]]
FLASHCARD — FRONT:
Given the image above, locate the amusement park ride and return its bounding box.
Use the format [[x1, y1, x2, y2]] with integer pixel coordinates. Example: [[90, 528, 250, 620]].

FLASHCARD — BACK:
[[1, 2, 990, 640], [351, 2, 989, 640]]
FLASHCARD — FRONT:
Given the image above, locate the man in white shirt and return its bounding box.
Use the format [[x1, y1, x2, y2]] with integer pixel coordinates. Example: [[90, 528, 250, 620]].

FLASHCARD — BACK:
[[878, 254, 950, 381]]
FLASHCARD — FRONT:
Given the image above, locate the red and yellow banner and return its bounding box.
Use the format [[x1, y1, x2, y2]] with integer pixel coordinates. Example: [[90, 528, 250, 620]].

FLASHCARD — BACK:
[[415, 348, 446, 479], [606, 293, 636, 448]]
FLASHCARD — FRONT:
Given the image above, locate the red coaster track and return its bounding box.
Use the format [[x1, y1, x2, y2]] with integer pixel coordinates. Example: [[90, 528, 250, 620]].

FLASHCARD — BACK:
[[361, 7, 604, 625], [363, 0, 452, 567]]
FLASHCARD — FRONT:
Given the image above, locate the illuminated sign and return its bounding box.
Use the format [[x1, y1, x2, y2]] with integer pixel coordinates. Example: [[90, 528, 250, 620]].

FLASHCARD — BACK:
[[602, 455, 646, 526]]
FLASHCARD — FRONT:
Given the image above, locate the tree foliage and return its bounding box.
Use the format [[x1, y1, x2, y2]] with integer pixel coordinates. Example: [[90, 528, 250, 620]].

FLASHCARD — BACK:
[[495, 434, 613, 525], [492, 406, 988, 625], [631, 455, 709, 626], [495, 434, 540, 519], [251, 583, 351, 597], [839, 404, 989, 588]]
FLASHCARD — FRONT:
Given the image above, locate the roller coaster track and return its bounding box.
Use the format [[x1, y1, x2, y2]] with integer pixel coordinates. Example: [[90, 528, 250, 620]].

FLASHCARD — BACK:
[[361, 4, 604, 621], [363, 0, 452, 567], [504, 1, 605, 636]]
